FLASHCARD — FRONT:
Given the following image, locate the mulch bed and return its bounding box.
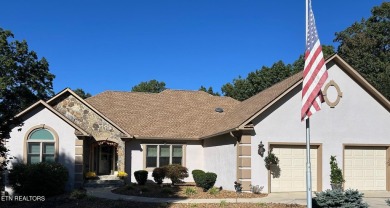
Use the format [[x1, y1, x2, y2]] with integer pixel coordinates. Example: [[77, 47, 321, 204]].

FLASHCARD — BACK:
[[112, 182, 268, 199]]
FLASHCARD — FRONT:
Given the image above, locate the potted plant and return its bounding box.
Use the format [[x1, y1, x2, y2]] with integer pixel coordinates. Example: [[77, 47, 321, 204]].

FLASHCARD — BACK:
[[117, 171, 128, 179], [330, 155, 345, 190], [85, 171, 97, 180], [264, 149, 279, 170]]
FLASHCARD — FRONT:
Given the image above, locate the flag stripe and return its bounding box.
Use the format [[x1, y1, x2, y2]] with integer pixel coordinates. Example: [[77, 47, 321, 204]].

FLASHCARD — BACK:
[[302, 54, 326, 99], [301, 0, 328, 121]]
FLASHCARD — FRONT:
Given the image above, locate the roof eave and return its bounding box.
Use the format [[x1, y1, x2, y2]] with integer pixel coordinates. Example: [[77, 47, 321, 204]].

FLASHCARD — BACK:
[[238, 78, 303, 129], [16, 100, 90, 136], [330, 54, 390, 111], [133, 135, 200, 141], [47, 88, 134, 138]]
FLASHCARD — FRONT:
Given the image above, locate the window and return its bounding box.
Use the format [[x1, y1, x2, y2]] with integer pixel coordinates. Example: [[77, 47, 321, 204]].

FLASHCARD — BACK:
[[145, 144, 183, 168], [27, 129, 56, 164]]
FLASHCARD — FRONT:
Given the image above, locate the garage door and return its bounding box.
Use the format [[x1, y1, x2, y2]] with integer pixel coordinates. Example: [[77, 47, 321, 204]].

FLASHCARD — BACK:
[[271, 145, 318, 192], [344, 147, 387, 191]]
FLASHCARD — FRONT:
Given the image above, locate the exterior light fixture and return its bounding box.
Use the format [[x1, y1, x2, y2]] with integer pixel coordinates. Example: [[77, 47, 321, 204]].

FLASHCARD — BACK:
[[258, 141, 265, 157]]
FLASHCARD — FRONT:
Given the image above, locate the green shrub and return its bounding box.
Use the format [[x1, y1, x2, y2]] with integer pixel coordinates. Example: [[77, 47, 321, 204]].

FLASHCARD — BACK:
[[330, 155, 345, 186], [184, 187, 197, 196], [152, 167, 166, 185], [386, 199, 390, 206], [160, 187, 174, 194], [163, 164, 189, 185], [126, 184, 135, 190], [208, 187, 219, 195], [343, 189, 368, 207], [199, 172, 217, 191], [69, 189, 87, 199], [8, 162, 68, 197], [313, 189, 368, 208], [134, 170, 148, 185], [192, 169, 205, 187], [219, 200, 228, 207], [264, 149, 279, 170], [140, 187, 150, 192]]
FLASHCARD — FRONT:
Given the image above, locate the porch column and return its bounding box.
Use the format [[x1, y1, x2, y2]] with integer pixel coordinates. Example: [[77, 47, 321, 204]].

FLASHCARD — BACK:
[[117, 141, 125, 172], [74, 138, 84, 188], [237, 130, 252, 191]]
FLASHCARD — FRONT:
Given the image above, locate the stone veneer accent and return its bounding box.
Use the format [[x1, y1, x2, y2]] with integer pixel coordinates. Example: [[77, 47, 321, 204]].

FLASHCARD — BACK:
[[52, 94, 126, 172], [237, 131, 252, 191]]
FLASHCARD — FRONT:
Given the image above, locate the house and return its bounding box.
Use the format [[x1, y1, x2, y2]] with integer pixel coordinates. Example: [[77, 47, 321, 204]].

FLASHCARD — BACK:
[[5, 54, 390, 193]]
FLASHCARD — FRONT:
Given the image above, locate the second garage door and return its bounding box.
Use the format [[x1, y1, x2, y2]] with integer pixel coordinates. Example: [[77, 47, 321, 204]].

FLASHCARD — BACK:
[[344, 146, 387, 191], [270, 145, 318, 192]]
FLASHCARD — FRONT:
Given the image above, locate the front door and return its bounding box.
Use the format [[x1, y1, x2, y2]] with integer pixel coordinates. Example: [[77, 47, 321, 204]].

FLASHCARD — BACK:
[[93, 143, 117, 175]]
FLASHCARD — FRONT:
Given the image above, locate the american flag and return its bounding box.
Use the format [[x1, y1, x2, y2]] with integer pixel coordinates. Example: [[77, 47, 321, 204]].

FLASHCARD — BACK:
[[301, 0, 328, 121]]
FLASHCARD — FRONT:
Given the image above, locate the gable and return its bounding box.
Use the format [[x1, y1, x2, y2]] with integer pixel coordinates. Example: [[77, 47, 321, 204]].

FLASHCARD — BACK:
[[236, 54, 389, 133], [49, 91, 131, 141], [15, 100, 89, 136], [251, 58, 390, 141]]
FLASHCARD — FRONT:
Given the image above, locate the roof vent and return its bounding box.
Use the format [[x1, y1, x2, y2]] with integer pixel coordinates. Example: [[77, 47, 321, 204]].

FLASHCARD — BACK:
[[215, 107, 224, 113]]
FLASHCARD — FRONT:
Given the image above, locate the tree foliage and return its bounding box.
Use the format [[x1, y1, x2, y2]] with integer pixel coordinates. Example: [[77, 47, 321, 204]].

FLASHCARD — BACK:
[[0, 28, 55, 170], [222, 4, 388, 102], [335, 2, 390, 100], [73, 88, 91, 99], [222, 46, 335, 101], [199, 85, 220, 96], [131, 79, 166, 93]]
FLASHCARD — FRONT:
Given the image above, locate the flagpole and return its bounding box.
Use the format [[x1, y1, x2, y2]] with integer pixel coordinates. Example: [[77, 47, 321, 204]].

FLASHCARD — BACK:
[[305, 0, 313, 208], [306, 118, 312, 208]]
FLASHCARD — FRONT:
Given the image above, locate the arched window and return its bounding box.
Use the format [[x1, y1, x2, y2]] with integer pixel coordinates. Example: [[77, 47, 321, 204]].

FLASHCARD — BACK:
[[27, 128, 56, 164]]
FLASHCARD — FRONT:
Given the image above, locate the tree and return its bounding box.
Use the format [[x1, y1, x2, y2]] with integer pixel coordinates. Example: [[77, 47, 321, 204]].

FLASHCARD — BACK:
[[0, 28, 55, 170], [222, 60, 295, 101], [335, 2, 390, 100], [131, 79, 166, 93], [199, 85, 220, 96], [73, 88, 91, 99], [221, 45, 335, 101]]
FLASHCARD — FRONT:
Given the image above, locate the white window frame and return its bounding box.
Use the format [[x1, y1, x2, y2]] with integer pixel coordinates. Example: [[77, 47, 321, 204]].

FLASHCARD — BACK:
[[144, 144, 184, 169]]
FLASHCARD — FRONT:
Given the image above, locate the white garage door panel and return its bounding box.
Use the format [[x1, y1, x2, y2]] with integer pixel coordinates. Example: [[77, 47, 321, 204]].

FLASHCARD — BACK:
[[344, 147, 386, 191], [271, 146, 317, 192]]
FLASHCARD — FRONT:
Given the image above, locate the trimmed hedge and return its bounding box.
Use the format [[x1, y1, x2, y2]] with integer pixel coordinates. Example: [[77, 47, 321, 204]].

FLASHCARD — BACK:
[[163, 164, 188, 185], [8, 162, 68, 197], [134, 170, 148, 185], [191, 169, 205, 187], [199, 172, 217, 191], [152, 167, 165, 185]]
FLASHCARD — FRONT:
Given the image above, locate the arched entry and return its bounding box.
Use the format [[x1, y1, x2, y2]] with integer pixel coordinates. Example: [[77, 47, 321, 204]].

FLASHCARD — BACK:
[[91, 141, 118, 175]]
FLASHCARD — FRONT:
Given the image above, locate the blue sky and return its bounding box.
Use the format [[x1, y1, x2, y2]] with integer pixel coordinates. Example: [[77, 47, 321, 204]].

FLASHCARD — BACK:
[[1, 0, 385, 95]]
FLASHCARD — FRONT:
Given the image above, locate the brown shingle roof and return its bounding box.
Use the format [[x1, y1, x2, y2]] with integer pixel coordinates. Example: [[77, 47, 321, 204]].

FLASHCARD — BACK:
[[86, 90, 240, 139], [85, 72, 302, 139], [202, 71, 303, 138]]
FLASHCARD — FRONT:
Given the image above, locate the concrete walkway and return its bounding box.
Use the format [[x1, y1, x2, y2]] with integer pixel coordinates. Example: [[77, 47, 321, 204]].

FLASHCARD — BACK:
[[86, 187, 390, 207]]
